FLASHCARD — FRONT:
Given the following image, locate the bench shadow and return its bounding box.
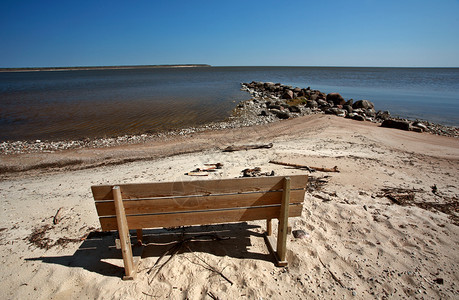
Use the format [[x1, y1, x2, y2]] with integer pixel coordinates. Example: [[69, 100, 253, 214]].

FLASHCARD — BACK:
[[25, 222, 273, 278]]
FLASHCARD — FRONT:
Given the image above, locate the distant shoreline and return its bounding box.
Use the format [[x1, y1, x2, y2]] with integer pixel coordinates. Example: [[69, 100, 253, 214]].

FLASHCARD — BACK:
[[0, 64, 212, 72]]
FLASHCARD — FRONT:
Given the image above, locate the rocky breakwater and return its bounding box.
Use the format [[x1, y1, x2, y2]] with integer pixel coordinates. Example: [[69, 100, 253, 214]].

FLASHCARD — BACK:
[[239, 81, 458, 137]]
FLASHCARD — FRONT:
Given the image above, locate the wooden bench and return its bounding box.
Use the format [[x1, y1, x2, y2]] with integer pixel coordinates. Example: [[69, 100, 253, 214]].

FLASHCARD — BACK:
[[91, 175, 307, 279]]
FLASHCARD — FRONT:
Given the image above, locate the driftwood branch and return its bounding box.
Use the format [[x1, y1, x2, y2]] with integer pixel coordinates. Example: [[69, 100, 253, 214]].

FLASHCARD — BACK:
[[269, 160, 340, 173], [223, 143, 273, 152], [53, 207, 63, 225], [185, 163, 224, 176]]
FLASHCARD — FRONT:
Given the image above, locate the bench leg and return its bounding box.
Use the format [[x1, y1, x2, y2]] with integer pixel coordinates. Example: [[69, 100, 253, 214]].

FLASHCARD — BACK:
[[136, 229, 143, 244], [113, 186, 137, 280], [277, 177, 290, 264], [264, 177, 290, 267]]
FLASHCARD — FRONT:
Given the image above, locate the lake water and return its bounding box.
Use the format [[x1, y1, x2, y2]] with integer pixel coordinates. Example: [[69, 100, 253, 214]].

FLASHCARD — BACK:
[[0, 67, 458, 141]]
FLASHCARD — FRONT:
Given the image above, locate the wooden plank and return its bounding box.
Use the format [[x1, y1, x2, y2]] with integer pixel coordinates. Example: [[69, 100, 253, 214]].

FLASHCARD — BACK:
[[113, 186, 135, 279], [95, 189, 305, 217], [91, 175, 308, 200], [99, 203, 303, 231], [276, 177, 290, 262]]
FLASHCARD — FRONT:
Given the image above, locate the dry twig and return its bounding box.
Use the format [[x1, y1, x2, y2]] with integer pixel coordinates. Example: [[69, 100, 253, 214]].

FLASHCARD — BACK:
[[318, 256, 345, 288], [147, 234, 231, 285], [53, 207, 63, 225], [184, 244, 233, 285]]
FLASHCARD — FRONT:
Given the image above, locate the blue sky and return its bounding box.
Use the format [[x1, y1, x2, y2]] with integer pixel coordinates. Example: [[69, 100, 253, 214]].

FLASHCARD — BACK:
[[1, 0, 458, 67]]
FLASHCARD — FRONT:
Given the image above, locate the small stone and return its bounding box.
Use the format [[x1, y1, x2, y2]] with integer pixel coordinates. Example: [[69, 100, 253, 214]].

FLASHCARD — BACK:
[[434, 278, 444, 284], [292, 230, 310, 239]]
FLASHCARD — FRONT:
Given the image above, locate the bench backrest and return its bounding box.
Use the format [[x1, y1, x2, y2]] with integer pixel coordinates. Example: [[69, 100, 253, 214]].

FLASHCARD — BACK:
[[91, 175, 308, 231]]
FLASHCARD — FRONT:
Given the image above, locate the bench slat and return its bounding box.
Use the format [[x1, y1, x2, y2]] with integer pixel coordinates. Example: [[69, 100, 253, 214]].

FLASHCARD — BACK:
[[95, 189, 305, 217], [99, 203, 303, 230], [91, 175, 308, 200]]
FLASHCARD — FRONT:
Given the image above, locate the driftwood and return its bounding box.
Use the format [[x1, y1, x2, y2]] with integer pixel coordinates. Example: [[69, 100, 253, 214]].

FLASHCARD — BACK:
[[185, 172, 209, 176], [223, 143, 273, 152], [53, 207, 63, 225], [269, 160, 340, 173], [185, 163, 224, 176], [242, 167, 275, 177]]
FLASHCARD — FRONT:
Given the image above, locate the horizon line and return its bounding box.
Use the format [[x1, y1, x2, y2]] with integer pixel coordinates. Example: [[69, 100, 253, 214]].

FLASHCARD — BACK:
[[1, 64, 459, 71]]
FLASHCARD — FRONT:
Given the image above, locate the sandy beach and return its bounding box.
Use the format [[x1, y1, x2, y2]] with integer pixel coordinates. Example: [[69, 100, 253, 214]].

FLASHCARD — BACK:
[[0, 114, 458, 299]]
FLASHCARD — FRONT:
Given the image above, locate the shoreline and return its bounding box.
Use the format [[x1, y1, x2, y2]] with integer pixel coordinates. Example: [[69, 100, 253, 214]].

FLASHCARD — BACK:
[[1, 82, 457, 156], [1, 113, 458, 180]]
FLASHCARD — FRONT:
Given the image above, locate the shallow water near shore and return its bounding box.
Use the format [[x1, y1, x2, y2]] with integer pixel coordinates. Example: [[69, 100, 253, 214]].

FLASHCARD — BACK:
[[0, 66, 458, 141]]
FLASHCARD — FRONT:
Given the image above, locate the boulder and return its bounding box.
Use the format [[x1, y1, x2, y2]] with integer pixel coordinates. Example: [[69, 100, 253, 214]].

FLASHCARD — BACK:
[[326, 93, 345, 106], [269, 109, 291, 119], [268, 104, 282, 110], [280, 103, 290, 109], [412, 122, 427, 131], [376, 110, 391, 121], [410, 126, 423, 133], [325, 108, 347, 117], [306, 100, 318, 109], [381, 119, 410, 131], [353, 114, 365, 121], [288, 105, 301, 113], [317, 99, 330, 108], [267, 85, 277, 92], [353, 100, 375, 110], [296, 89, 305, 97], [365, 108, 376, 117], [343, 105, 353, 114], [282, 89, 294, 100]]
